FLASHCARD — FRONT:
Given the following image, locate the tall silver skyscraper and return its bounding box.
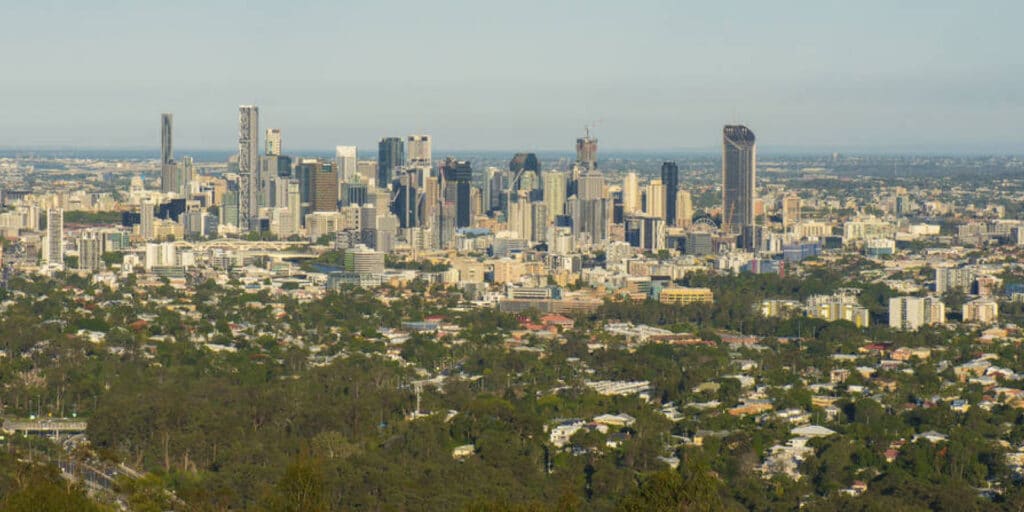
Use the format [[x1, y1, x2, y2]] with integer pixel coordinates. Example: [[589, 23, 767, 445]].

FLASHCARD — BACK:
[[160, 113, 177, 194], [238, 105, 260, 231], [722, 125, 756, 237]]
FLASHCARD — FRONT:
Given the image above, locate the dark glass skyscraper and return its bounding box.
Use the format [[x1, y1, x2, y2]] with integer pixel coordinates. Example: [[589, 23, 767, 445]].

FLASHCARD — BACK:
[[660, 161, 679, 225], [377, 137, 404, 189], [442, 158, 473, 228], [722, 125, 756, 237]]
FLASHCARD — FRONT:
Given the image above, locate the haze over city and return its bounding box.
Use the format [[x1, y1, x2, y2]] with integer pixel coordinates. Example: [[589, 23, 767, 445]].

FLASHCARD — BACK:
[[2, 0, 1022, 153], [3, 2, 1024, 511]]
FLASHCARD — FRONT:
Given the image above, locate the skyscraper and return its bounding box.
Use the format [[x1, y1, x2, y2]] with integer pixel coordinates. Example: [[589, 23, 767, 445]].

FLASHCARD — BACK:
[[78, 231, 101, 271], [575, 134, 597, 173], [140, 200, 155, 241], [238, 105, 260, 231], [160, 113, 173, 165], [378, 137, 404, 189], [406, 135, 432, 169], [160, 113, 176, 195], [646, 179, 665, 219], [295, 159, 339, 214], [661, 162, 679, 225], [722, 125, 756, 238], [335, 145, 358, 183], [782, 193, 801, 227], [266, 128, 282, 156], [622, 172, 640, 214], [542, 170, 566, 223], [43, 208, 64, 268], [676, 189, 693, 228], [441, 158, 473, 228]]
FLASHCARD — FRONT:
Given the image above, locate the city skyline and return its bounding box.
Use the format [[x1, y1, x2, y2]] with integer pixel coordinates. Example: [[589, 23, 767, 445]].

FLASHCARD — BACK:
[[1, 2, 1022, 153]]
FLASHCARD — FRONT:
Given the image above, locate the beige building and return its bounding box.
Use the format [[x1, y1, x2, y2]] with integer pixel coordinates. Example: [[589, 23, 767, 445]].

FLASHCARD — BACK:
[[659, 287, 714, 305]]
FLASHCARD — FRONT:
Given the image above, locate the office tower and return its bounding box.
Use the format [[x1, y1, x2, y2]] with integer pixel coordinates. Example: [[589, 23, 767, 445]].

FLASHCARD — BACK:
[[378, 137, 404, 189], [140, 201, 155, 241], [661, 162, 679, 225], [43, 208, 64, 267], [624, 214, 665, 251], [483, 167, 505, 214], [356, 160, 378, 187], [238, 105, 260, 231], [335, 145, 358, 183], [391, 171, 419, 228], [266, 128, 282, 156], [722, 125, 756, 237], [407, 135, 432, 169], [542, 170, 566, 222], [575, 133, 597, 173], [574, 170, 609, 244], [646, 179, 666, 219], [78, 232, 101, 271], [287, 181, 302, 230], [441, 158, 473, 228], [622, 172, 640, 214], [340, 183, 368, 207], [889, 296, 946, 331], [676, 189, 693, 228], [296, 159, 339, 214], [160, 113, 177, 194], [782, 193, 801, 227]]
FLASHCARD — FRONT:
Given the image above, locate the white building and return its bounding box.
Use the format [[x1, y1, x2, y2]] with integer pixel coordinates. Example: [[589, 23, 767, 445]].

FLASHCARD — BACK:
[[889, 296, 946, 331]]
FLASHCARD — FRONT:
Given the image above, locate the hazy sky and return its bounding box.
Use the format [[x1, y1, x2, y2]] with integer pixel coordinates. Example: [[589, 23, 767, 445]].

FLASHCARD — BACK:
[[2, 1, 1021, 153]]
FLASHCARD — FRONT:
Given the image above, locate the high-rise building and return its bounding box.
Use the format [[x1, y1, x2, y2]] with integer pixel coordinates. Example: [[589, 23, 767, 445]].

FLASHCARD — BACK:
[[357, 160, 378, 187], [287, 181, 302, 230], [78, 231, 102, 271], [575, 134, 597, 173], [722, 125, 757, 241], [160, 113, 173, 165], [646, 179, 666, 219], [43, 208, 64, 267], [335, 145, 358, 184], [622, 172, 640, 214], [484, 167, 506, 214], [378, 137, 404, 189], [238, 105, 260, 231], [265, 128, 282, 156], [441, 158, 473, 228], [542, 171, 566, 223], [140, 200, 155, 241], [661, 162, 679, 225], [782, 193, 801, 228], [407, 135, 432, 169], [889, 296, 946, 331], [676, 189, 693, 228], [160, 113, 177, 195], [296, 159, 339, 214]]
